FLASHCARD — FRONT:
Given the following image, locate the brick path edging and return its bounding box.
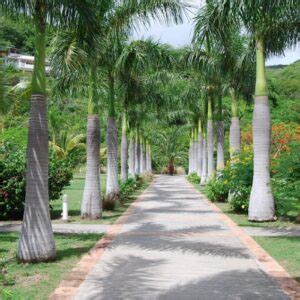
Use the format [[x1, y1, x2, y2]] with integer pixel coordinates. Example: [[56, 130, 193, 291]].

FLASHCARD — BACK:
[[49, 179, 156, 300], [189, 182, 300, 300]]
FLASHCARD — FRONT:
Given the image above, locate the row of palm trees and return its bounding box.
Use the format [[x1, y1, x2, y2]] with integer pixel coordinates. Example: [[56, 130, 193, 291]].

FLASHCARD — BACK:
[[187, 0, 298, 222], [0, 0, 185, 263]]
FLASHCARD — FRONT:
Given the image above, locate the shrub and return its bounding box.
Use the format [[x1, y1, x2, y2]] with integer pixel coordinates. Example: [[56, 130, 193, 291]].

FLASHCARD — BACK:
[[272, 141, 300, 220], [0, 143, 73, 220], [206, 178, 229, 202], [187, 172, 200, 184]]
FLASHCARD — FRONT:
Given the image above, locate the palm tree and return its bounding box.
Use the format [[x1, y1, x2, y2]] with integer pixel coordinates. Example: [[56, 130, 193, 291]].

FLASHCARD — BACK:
[[195, 0, 298, 221], [1, 0, 98, 262]]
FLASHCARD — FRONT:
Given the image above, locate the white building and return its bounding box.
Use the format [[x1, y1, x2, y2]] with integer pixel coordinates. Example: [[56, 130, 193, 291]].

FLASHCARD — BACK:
[[4, 52, 50, 73]]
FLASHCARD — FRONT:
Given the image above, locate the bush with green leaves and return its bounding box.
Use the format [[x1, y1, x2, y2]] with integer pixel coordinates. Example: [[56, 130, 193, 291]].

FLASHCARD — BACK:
[[206, 177, 229, 202], [187, 172, 200, 184], [272, 141, 300, 220], [0, 143, 73, 220]]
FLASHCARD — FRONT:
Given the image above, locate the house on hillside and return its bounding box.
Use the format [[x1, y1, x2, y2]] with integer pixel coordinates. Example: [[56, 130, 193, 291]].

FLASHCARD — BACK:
[[3, 48, 50, 73]]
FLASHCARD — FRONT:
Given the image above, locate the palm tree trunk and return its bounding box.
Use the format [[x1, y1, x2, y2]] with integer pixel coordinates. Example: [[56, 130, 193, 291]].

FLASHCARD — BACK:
[[188, 135, 193, 174], [106, 74, 119, 200], [106, 117, 119, 199], [142, 139, 147, 173], [216, 95, 224, 172], [17, 22, 55, 262], [229, 88, 240, 160], [207, 97, 215, 179], [193, 127, 198, 173], [200, 135, 208, 185], [197, 120, 203, 177], [120, 112, 128, 181], [249, 37, 275, 221], [135, 130, 141, 175], [81, 115, 101, 219], [81, 64, 101, 219], [128, 131, 135, 177]]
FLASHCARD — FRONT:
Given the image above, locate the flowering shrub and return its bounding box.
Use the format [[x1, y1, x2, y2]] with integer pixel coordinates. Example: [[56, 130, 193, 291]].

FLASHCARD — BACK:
[[0, 143, 73, 220]]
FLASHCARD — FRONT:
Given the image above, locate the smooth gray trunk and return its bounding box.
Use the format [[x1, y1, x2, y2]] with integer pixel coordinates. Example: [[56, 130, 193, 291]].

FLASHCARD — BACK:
[[139, 143, 144, 174], [249, 96, 275, 221], [200, 137, 208, 185], [128, 138, 135, 177], [216, 121, 225, 172], [120, 131, 128, 181], [188, 144, 192, 174], [17, 95, 56, 262], [197, 133, 203, 177], [135, 139, 141, 175], [81, 115, 101, 219], [106, 117, 119, 199], [207, 120, 214, 179], [147, 145, 152, 172], [142, 148, 147, 173], [193, 140, 198, 173], [229, 117, 241, 159]]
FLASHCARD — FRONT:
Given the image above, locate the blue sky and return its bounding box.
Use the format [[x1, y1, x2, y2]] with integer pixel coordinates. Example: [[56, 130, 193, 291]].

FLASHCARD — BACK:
[[132, 3, 300, 66]]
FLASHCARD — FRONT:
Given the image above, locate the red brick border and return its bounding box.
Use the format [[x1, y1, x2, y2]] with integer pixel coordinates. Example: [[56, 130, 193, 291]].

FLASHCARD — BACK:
[[190, 183, 300, 300], [49, 179, 156, 300]]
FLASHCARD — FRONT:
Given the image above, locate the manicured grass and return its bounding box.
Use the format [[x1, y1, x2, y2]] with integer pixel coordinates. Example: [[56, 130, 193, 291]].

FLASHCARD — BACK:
[[51, 174, 149, 224], [193, 183, 298, 228], [0, 232, 101, 299], [253, 236, 300, 282]]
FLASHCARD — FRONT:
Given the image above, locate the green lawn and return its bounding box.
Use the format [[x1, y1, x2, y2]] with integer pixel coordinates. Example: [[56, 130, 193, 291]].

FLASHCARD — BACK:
[[253, 236, 300, 282], [0, 233, 101, 299], [51, 174, 148, 224]]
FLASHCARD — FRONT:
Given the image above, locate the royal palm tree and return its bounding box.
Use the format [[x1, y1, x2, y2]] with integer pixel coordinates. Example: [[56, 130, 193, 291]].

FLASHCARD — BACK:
[[0, 0, 98, 262], [194, 0, 298, 221]]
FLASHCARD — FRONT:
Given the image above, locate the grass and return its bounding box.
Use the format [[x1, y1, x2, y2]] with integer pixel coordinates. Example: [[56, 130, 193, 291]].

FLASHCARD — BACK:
[[51, 174, 149, 224], [253, 236, 300, 283], [0, 232, 101, 299], [193, 183, 298, 228]]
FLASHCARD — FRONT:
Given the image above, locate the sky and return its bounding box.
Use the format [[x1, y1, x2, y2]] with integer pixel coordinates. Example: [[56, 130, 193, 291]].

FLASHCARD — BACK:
[[132, 3, 300, 66]]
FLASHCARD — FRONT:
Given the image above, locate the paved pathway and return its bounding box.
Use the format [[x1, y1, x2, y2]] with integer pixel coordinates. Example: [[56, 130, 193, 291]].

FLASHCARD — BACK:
[[73, 175, 291, 300]]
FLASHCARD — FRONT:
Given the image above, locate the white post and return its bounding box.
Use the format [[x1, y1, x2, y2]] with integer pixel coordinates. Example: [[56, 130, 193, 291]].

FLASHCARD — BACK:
[[62, 194, 68, 221]]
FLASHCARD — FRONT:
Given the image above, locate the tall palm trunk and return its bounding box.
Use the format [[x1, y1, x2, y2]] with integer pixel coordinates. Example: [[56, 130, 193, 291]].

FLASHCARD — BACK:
[[128, 130, 135, 177], [106, 74, 119, 200], [216, 95, 224, 172], [120, 112, 128, 181], [81, 115, 101, 219], [135, 130, 141, 175], [188, 133, 193, 174], [81, 65, 101, 219], [229, 88, 240, 160], [249, 37, 275, 221], [207, 97, 215, 179], [146, 142, 152, 172], [197, 120, 203, 177], [17, 17, 56, 262], [200, 133, 208, 185], [193, 127, 198, 173], [142, 138, 147, 173]]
